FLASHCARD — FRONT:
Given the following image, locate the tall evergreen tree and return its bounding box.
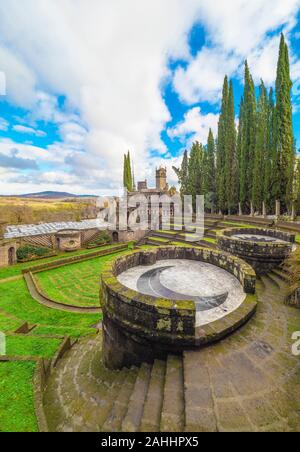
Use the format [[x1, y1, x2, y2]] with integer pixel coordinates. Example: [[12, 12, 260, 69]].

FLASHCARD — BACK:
[[263, 87, 277, 212], [275, 33, 295, 212], [123, 151, 133, 192], [252, 80, 268, 212], [239, 61, 256, 212], [188, 141, 205, 211], [216, 76, 229, 212], [173, 150, 189, 198], [123, 154, 128, 189], [205, 129, 216, 195], [236, 96, 244, 211], [224, 80, 238, 213], [294, 157, 300, 215]]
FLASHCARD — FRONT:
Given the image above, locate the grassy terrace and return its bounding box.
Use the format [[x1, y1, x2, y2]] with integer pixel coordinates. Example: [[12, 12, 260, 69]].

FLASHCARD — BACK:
[[0, 361, 38, 432], [35, 252, 128, 308], [0, 243, 118, 281], [0, 244, 130, 432]]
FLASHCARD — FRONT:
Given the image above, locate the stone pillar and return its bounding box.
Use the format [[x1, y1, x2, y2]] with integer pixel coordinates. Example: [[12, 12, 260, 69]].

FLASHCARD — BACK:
[[275, 200, 281, 217], [262, 202, 267, 218], [250, 202, 254, 217]]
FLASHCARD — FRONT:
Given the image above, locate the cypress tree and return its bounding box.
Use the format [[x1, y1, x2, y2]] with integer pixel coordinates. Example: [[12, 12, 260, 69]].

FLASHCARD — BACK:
[[173, 150, 189, 198], [252, 80, 268, 212], [224, 80, 238, 213], [275, 34, 295, 212], [188, 141, 205, 211], [123, 151, 133, 192], [263, 88, 277, 212], [205, 128, 216, 195], [294, 157, 300, 215], [239, 61, 256, 212], [123, 154, 128, 189], [216, 76, 229, 212], [236, 96, 244, 212], [126, 151, 133, 192]]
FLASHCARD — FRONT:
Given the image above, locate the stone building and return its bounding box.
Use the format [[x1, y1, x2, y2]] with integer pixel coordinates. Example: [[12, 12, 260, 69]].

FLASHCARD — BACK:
[[0, 240, 18, 268], [131, 167, 169, 199], [128, 167, 174, 223]]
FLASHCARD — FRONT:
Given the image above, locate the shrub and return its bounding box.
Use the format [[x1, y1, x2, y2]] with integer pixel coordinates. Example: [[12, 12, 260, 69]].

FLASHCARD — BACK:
[[17, 246, 52, 261], [89, 231, 112, 246]]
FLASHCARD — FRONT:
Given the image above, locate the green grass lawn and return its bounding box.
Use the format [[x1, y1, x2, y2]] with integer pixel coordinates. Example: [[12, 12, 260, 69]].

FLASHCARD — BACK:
[[6, 336, 62, 359], [156, 230, 178, 235], [296, 235, 300, 244], [35, 252, 127, 308], [221, 222, 256, 228], [0, 361, 38, 432], [148, 237, 170, 243], [0, 243, 122, 281], [0, 279, 100, 332], [0, 245, 134, 431], [203, 237, 217, 244]]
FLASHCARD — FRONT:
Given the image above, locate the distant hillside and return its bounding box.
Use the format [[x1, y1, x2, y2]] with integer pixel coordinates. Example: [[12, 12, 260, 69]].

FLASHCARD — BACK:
[[2, 191, 97, 199]]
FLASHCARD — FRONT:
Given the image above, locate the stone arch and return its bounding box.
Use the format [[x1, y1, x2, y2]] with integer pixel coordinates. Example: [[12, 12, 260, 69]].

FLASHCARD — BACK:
[[8, 247, 15, 266], [112, 231, 119, 243]]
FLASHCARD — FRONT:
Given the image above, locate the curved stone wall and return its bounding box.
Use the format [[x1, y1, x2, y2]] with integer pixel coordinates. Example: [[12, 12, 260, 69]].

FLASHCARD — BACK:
[[100, 246, 257, 369], [217, 228, 295, 275]]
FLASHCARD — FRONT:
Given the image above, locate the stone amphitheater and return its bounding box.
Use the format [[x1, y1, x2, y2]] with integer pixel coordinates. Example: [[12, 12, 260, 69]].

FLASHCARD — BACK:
[[43, 270, 299, 432], [39, 217, 300, 433], [1, 214, 299, 432]]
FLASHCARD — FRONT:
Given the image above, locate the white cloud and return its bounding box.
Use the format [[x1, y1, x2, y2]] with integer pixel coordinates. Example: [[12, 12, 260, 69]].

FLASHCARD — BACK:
[[168, 107, 219, 146], [197, 0, 300, 55], [13, 125, 46, 137], [174, 48, 239, 104], [174, 0, 300, 104], [0, 0, 203, 193], [0, 0, 299, 195], [0, 118, 9, 131]]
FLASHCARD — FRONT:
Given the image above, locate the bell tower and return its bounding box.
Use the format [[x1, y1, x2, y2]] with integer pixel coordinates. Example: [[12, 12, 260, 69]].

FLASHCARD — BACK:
[[156, 167, 168, 191]]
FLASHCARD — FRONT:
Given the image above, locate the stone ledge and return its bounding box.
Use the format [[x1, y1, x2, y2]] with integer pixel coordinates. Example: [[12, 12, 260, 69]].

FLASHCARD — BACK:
[[101, 246, 257, 368], [195, 294, 257, 346], [217, 228, 294, 275]]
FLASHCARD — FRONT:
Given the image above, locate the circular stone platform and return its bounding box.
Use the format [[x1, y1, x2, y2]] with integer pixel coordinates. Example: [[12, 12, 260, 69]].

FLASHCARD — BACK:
[[232, 234, 289, 243], [118, 259, 246, 327], [217, 227, 295, 275], [100, 246, 257, 370]]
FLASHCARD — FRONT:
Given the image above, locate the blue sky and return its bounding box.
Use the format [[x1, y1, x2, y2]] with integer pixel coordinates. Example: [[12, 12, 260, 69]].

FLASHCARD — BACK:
[[0, 0, 299, 195]]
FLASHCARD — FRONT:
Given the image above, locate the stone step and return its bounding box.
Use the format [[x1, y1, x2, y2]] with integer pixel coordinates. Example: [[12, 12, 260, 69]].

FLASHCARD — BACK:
[[121, 363, 152, 432], [183, 350, 217, 432], [44, 337, 128, 432], [260, 274, 280, 292], [140, 360, 166, 432], [146, 239, 163, 247], [102, 368, 138, 432], [267, 271, 286, 291], [272, 268, 289, 281], [160, 355, 185, 432]]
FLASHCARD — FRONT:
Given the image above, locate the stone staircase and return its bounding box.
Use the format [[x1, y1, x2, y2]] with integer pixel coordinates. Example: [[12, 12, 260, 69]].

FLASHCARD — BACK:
[[144, 226, 218, 249], [43, 337, 186, 433], [43, 265, 300, 432]]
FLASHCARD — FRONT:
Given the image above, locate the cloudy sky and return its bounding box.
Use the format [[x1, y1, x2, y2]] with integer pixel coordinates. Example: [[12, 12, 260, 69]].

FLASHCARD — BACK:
[[0, 0, 300, 196]]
